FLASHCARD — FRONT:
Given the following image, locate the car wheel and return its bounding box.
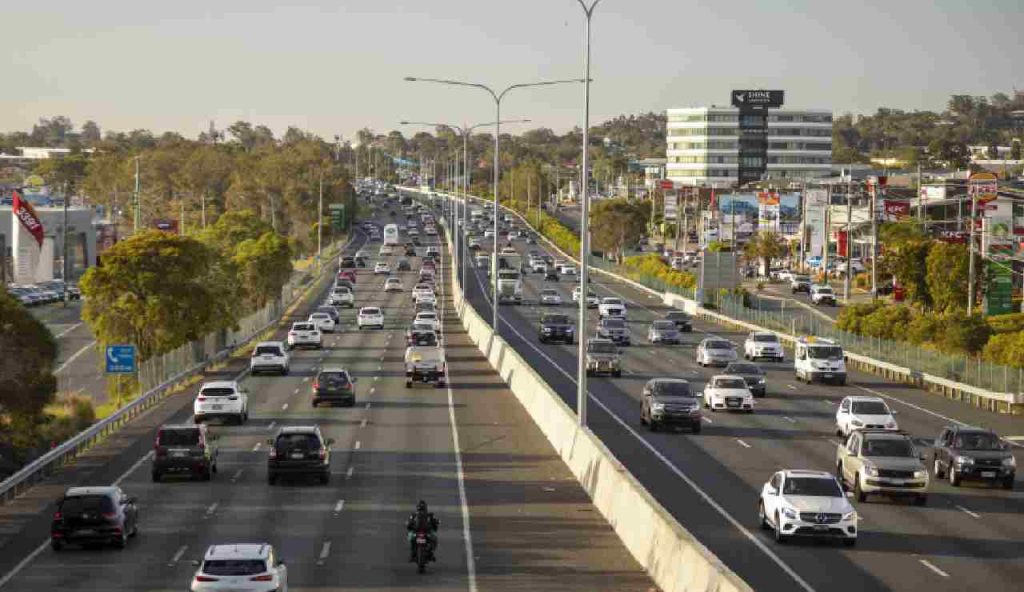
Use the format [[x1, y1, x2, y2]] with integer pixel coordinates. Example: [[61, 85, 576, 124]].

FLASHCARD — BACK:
[[321, 473, 331, 485], [649, 421, 658, 432], [949, 466, 961, 486], [915, 495, 927, 506], [842, 537, 857, 547], [692, 424, 701, 434], [268, 474, 277, 486], [854, 475, 868, 502], [836, 427, 844, 437], [932, 458, 945, 478], [1002, 477, 1015, 490], [758, 502, 769, 530], [51, 539, 63, 552], [774, 513, 788, 543], [201, 467, 212, 482], [114, 530, 128, 549], [613, 370, 622, 378], [406, 381, 412, 388]]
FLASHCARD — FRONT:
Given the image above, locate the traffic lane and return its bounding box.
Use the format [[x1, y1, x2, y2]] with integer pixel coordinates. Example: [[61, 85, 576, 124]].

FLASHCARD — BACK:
[[0, 233, 364, 590], [459, 255, 824, 592], [516, 270, 1024, 589]]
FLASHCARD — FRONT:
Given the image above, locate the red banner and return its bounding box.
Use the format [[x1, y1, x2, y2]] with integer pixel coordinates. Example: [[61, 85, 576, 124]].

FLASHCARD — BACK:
[[837, 230, 848, 257], [659, 179, 674, 190], [12, 191, 45, 247]]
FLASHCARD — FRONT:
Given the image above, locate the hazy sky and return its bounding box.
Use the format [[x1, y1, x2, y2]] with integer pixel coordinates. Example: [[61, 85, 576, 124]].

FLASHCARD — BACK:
[[2, 0, 1022, 140]]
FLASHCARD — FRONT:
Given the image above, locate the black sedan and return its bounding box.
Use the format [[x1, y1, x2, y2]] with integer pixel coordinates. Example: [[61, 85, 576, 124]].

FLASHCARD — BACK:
[[723, 362, 767, 397]]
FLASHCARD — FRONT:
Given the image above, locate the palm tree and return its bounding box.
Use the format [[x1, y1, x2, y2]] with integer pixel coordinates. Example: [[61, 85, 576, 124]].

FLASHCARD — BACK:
[[743, 231, 785, 277]]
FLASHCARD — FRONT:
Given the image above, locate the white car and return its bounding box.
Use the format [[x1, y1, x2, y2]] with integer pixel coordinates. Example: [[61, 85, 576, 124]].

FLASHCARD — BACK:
[[414, 311, 440, 332], [835, 396, 898, 437], [758, 469, 857, 546], [598, 297, 627, 319], [425, 246, 440, 258], [379, 245, 394, 256], [412, 285, 434, 302], [415, 292, 437, 306], [408, 228, 420, 237], [374, 262, 391, 274], [250, 341, 290, 376], [308, 312, 336, 333], [190, 543, 287, 592], [500, 246, 517, 256], [559, 264, 577, 276], [193, 380, 249, 424], [384, 277, 403, 292], [776, 270, 795, 282], [287, 321, 321, 350], [539, 289, 562, 305], [483, 229, 495, 238], [702, 375, 754, 412], [572, 286, 600, 308], [328, 286, 354, 308], [531, 259, 547, 273], [696, 338, 738, 367], [744, 331, 784, 361], [357, 306, 384, 330], [810, 284, 837, 306]]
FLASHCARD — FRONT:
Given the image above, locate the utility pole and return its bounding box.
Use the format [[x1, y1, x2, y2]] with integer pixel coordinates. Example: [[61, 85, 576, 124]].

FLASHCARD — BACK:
[[917, 162, 924, 232], [681, 189, 689, 254], [317, 170, 323, 273], [62, 181, 70, 307], [132, 156, 141, 233], [822, 185, 830, 281], [967, 190, 978, 312], [201, 193, 207, 229], [799, 186, 808, 272], [844, 179, 853, 303], [870, 179, 878, 300]]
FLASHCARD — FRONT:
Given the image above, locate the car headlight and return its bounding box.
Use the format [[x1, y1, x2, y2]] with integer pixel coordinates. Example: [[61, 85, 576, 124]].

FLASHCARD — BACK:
[[652, 403, 665, 411], [781, 507, 798, 520], [956, 456, 975, 466], [757, 378, 766, 384], [1002, 456, 1016, 467], [542, 327, 552, 333], [863, 465, 878, 477], [841, 510, 857, 522], [851, 420, 864, 427], [913, 470, 928, 479], [885, 421, 897, 429]]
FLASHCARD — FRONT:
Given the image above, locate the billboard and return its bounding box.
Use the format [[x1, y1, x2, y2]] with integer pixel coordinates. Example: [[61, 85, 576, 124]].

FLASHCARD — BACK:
[[717, 192, 800, 238], [731, 90, 785, 109], [882, 200, 911, 220], [663, 191, 678, 221]]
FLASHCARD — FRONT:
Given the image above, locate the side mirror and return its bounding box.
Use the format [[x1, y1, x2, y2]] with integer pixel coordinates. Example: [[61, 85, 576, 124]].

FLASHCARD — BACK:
[[124, 496, 136, 505], [326, 438, 336, 446], [191, 560, 201, 567], [891, 410, 899, 415], [352, 377, 358, 383]]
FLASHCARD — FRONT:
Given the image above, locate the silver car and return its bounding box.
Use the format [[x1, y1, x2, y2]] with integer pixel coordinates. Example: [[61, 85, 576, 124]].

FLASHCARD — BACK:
[[648, 320, 681, 345], [696, 338, 738, 367]]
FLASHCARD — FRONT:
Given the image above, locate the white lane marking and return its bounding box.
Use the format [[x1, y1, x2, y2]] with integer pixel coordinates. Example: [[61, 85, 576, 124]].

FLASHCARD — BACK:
[[702, 416, 713, 424], [253, 442, 262, 452], [828, 439, 842, 446], [54, 322, 82, 339], [365, 402, 372, 410], [281, 403, 289, 410], [784, 416, 797, 423], [293, 387, 299, 394], [333, 500, 345, 514], [377, 365, 382, 371], [231, 469, 243, 483], [303, 377, 310, 382], [786, 384, 797, 390], [267, 421, 276, 431], [204, 502, 219, 517], [346, 466, 354, 479], [55, 339, 97, 374], [354, 441, 361, 450], [167, 545, 188, 567], [369, 387, 375, 394], [360, 418, 367, 428], [488, 298, 815, 592], [919, 559, 950, 578], [736, 439, 752, 448], [316, 540, 332, 566], [955, 505, 980, 519], [374, 376, 379, 381]]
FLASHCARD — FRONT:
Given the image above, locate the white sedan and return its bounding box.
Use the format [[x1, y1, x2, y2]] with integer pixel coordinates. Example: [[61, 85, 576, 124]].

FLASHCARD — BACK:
[[415, 292, 437, 306], [414, 311, 440, 331], [702, 375, 754, 412], [539, 289, 562, 306], [374, 262, 391, 274], [572, 286, 600, 308], [758, 469, 857, 546], [412, 285, 434, 302], [307, 312, 337, 334], [357, 307, 385, 330], [383, 277, 403, 292]]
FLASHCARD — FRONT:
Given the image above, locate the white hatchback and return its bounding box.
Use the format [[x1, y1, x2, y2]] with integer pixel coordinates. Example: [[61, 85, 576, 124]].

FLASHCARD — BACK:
[[307, 312, 336, 333], [357, 307, 385, 330], [193, 381, 249, 425], [287, 322, 321, 350], [374, 262, 391, 274], [384, 277, 403, 292], [190, 543, 287, 592], [250, 341, 290, 376]]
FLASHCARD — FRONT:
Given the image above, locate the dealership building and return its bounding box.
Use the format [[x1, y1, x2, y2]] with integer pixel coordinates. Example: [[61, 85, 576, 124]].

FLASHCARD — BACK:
[[665, 102, 833, 188]]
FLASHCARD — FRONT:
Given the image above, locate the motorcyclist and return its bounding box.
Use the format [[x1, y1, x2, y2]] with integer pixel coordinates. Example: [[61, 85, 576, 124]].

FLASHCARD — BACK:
[[406, 500, 439, 562]]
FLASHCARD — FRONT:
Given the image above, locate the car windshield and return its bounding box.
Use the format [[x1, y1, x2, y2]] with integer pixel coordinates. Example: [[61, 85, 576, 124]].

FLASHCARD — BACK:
[[544, 315, 570, 324], [603, 298, 622, 305], [808, 346, 842, 360], [715, 378, 747, 389], [202, 560, 268, 576], [782, 477, 843, 497], [753, 334, 778, 343], [707, 341, 733, 350], [816, 287, 834, 294], [310, 313, 329, 320], [954, 433, 1004, 450], [603, 319, 625, 328], [666, 312, 687, 320], [254, 346, 281, 356], [862, 438, 914, 457], [158, 429, 200, 446], [653, 321, 675, 330], [851, 401, 889, 415], [418, 313, 436, 320], [542, 290, 557, 296], [61, 495, 115, 514], [652, 381, 691, 396], [319, 371, 349, 386], [589, 342, 617, 354], [726, 363, 761, 375], [794, 275, 810, 282]]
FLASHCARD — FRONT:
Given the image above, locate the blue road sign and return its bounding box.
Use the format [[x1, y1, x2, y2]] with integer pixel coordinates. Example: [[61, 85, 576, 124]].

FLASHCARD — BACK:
[[105, 345, 137, 374]]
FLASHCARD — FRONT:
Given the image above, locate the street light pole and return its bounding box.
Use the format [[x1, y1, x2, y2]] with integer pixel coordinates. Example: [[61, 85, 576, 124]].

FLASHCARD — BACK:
[[575, 0, 602, 427], [404, 76, 583, 333], [317, 169, 323, 273]]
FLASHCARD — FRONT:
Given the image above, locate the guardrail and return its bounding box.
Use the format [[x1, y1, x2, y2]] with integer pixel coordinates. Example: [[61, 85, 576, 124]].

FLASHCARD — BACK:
[[420, 188, 1023, 414], [0, 236, 354, 504]]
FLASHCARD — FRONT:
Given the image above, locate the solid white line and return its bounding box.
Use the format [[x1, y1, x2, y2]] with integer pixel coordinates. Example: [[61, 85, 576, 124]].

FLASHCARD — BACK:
[[919, 559, 950, 578], [702, 416, 713, 424], [168, 545, 188, 567], [231, 469, 243, 483], [736, 439, 752, 448], [784, 416, 797, 423], [54, 322, 82, 339], [346, 466, 354, 479], [354, 441, 361, 450], [253, 442, 262, 452], [55, 339, 97, 374], [281, 403, 289, 410], [955, 505, 980, 519], [334, 500, 345, 514]]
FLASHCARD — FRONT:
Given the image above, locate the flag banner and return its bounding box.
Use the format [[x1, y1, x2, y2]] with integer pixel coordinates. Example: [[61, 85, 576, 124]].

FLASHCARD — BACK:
[[12, 191, 44, 247]]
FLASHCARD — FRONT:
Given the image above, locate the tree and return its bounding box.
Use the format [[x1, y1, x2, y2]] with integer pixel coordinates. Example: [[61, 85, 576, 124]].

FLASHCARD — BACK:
[[925, 242, 970, 313], [80, 120, 102, 145], [743, 232, 785, 276], [232, 232, 293, 311], [79, 231, 233, 359], [0, 290, 58, 432], [1012, 140, 1022, 161], [590, 199, 646, 260], [879, 221, 931, 308]]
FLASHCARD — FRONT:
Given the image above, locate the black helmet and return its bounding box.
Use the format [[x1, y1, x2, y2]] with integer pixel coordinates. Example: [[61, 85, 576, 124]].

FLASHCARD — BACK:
[[416, 500, 428, 512]]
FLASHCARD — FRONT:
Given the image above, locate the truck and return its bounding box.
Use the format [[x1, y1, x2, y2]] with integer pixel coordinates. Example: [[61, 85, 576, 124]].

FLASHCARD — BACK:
[[494, 253, 524, 304], [404, 345, 447, 388]]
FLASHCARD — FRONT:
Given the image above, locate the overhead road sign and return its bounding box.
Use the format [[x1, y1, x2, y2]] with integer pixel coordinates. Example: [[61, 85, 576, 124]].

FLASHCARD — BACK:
[[105, 345, 137, 374]]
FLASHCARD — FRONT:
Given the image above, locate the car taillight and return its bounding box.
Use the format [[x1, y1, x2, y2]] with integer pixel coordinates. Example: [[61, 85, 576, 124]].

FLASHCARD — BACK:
[[102, 512, 118, 520], [318, 448, 327, 460], [197, 442, 205, 451], [195, 575, 219, 582], [197, 396, 206, 402], [53, 511, 62, 521], [228, 395, 238, 400], [312, 381, 319, 390], [269, 448, 277, 459], [250, 574, 274, 581]]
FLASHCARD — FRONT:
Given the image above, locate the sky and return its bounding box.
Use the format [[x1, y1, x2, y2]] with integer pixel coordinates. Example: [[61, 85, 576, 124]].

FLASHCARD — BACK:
[[1, 0, 1022, 141]]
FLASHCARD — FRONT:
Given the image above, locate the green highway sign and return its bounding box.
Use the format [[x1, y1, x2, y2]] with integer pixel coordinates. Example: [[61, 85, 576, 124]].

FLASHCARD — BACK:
[[329, 204, 345, 230]]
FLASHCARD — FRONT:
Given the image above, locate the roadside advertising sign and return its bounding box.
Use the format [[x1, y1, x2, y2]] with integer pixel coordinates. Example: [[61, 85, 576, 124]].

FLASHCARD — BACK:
[[969, 171, 999, 204], [663, 191, 678, 221]]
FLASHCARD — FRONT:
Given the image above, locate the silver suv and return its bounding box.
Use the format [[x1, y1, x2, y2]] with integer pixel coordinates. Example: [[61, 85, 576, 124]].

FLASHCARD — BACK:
[[835, 429, 929, 505], [585, 338, 622, 377]]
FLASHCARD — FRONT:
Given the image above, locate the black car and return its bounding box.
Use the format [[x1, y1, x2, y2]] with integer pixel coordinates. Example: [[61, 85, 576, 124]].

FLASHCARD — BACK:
[[152, 424, 218, 481], [538, 313, 575, 344], [640, 378, 702, 433], [397, 259, 412, 271], [335, 279, 354, 292], [354, 255, 367, 267], [405, 245, 417, 257], [544, 267, 559, 282], [932, 425, 1015, 489], [312, 366, 357, 407], [723, 362, 767, 397], [267, 426, 334, 485], [340, 256, 356, 269], [51, 486, 138, 550], [664, 311, 693, 332]]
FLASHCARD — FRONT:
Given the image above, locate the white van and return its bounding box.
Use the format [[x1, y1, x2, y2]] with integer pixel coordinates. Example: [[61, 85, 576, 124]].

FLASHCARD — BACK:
[[794, 337, 846, 385]]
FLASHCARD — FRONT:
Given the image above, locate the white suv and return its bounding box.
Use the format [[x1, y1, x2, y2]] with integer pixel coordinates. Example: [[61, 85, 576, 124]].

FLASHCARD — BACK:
[[835, 396, 898, 437], [190, 543, 287, 592], [758, 469, 857, 546], [193, 381, 248, 425], [744, 331, 784, 362], [250, 341, 290, 375], [328, 286, 354, 307], [810, 285, 837, 306], [598, 297, 627, 319], [287, 321, 322, 350], [357, 307, 385, 330]]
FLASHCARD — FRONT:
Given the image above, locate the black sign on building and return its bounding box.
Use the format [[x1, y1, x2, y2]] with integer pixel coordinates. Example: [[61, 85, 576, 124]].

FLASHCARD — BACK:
[[731, 90, 784, 186]]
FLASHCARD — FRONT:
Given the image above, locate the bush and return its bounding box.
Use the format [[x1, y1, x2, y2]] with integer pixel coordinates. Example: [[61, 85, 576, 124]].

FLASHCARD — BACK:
[[621, 254, 696, 291], [836, 302, 912, 340], [933, 313, 992, 355], [853, 272, 871, 290], [983, 332, 1024, 367], [906, 314, 944, 345], [986, 312, 1024, 335], [836, 302, 885, 335]]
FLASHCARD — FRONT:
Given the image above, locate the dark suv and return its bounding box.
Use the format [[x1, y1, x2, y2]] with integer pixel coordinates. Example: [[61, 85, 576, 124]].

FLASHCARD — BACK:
[[664, 311, 693, 332], [932, 425, 1016, 489], [51, 486, 138, 550], [640, 378, 702, 433], [152, 424, 218, 482], [538, 313, 575, 344], [312, 366, 358, 407], [267, 426, 334, 485]]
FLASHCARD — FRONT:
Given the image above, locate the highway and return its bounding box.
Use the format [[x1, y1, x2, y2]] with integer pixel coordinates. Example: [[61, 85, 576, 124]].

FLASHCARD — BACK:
[[0, 205, 653, 591], [454, 200, 1024, 592], [32, 302, 106, 404]]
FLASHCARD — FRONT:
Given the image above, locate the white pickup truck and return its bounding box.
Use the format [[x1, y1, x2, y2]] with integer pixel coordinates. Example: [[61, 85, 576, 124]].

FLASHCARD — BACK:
[[598, 297, 627, 319], [404, 345, 447, 388]]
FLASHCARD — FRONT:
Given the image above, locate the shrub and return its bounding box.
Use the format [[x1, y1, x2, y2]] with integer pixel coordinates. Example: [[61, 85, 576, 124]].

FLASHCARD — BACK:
[[621, 254, 696, 291], [853, 272, 871, 291], [986, 312, 1024, 335], [983, 332, 1024, 367], [836, 302, 885, 335], [933, 313, 992, 355]]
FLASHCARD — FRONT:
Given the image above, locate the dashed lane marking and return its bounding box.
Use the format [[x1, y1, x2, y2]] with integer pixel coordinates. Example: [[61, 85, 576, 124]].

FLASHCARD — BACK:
[[167, 545, 188, 567], [230, 469, 243, 483], [333, 500, 345, 514], [736, 439, 752, 448], [955, 505, 980, 519], [919, 559, 950, 578]]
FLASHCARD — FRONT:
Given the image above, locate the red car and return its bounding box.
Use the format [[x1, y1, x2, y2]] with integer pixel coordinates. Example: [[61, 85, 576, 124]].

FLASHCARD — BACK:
[[337, 270, 357, 284]]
